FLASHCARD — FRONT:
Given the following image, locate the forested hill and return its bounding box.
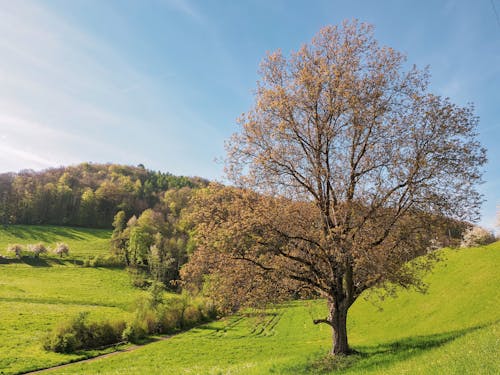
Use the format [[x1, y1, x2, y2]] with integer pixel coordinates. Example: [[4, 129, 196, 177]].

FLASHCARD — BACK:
[[0, 163, 209, 228]]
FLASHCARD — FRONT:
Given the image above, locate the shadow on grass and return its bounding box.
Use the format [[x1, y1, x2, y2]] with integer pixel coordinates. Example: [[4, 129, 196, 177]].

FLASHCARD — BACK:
[[287, 322, 496, 374], [44, 257, 83, 266], [0, 256, 84, 267], [1, 224, 111, 241], [2, 225, 82, 241], [195, 324, 221, 332], [20, 257, 51, 267], [243, 311, 279, 318]]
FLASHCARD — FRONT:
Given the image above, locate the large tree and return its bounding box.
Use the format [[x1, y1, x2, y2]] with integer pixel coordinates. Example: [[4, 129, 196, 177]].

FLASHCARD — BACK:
[[192, 21, 486, 355]]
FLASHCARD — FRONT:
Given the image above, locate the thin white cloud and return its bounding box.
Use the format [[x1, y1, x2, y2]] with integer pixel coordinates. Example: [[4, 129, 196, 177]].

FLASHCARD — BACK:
[[0, 114, 75, 140], [0, 0, 241, 179], [162, 0, 205, 23], [0, 1, 165, 172], [0, 143, 64, 169]]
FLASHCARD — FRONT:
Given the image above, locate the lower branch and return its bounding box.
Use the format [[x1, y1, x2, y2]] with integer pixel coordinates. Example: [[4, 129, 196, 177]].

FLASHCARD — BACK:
[[313, 317, 332, 326]]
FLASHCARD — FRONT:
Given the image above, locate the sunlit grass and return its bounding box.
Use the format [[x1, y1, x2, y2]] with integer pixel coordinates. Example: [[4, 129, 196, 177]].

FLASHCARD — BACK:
[[0, 225, 497, 374], [0, 224, 110, 260], [50, 242, 500, 374], [0, 225, 147, 374]]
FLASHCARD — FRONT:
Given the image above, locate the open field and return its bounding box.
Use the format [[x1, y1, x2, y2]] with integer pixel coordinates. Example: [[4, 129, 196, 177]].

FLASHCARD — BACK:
[[0, 226, 147, 374], [41, 242, 500, 374], [1, 225, 498, 374], [0, 225, 111, 260]]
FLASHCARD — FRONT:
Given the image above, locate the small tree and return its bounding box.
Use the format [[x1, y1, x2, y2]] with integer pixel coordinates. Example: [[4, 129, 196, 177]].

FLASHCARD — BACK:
[[7, 244, 23, 259], [28, 243, 48, 258], [461, 226, 496, 247], [54, 242, 70, 257]]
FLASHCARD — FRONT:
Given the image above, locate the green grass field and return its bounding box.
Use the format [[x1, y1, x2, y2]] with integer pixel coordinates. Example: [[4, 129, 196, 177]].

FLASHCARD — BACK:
[[0, 225, 110, 260], [1, 225, 498, 374], [0, 225, 147, 375], [46, 242, 500, 374]]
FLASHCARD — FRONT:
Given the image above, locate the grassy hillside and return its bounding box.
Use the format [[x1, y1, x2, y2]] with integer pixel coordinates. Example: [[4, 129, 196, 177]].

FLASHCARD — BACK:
[[0, 225, 110, 259], [0, 225, 146, 375], [1, 226, 498, 374], [51, 242, 500, 374]]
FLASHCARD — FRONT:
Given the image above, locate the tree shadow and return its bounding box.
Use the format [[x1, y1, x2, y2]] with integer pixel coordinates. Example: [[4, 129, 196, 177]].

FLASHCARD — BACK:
[[287, 322, 496, 374], [45, 257, 83, 266], [194, 324, 221, 332], [79, 228, 111, 239], [21, 256, 51, 267], [2, 225, 110, 242], [4, 225, 83, 241], [243, 311, 279, 318], [0, 256, 84, 267], [0, 256, 52, 267]]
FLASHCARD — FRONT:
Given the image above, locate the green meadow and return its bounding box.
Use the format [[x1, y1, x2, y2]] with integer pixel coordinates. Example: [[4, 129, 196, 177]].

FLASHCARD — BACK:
[[0, 225, 499, 374], [0, 225, 110, 260], [44, 242, 499, 374], [0, 225, 146, 374]]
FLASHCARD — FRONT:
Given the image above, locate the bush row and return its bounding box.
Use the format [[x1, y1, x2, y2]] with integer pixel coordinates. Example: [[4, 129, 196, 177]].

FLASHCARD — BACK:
[[82, 254, 124, 268], [43, 286, 216, 353], [43, 312, 125, 353], [123, 293, 216, 343], [6, 243, 69, 258]]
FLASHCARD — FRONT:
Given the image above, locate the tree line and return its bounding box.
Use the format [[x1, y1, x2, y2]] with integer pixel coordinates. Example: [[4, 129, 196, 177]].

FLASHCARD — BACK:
[[110, 187, 195, 288], [0, 163, 208, 228]]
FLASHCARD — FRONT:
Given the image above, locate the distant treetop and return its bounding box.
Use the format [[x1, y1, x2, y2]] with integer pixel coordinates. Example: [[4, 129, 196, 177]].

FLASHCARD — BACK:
[[0, 163, 209, 228]]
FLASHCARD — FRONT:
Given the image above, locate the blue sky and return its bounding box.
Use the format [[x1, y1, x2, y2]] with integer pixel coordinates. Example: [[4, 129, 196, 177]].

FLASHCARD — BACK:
[[0, 0, 499, 229]]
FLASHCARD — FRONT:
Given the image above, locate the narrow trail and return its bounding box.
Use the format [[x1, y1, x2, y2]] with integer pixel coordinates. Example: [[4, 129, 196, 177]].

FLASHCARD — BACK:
[[23, 335, 173, 374]]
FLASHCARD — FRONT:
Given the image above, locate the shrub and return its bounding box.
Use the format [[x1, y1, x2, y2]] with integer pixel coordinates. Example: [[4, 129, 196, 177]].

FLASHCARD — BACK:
[[53, 242, 70, 257], [27, 243, 48, 258], [43, 312, 126, 353], [7, 244, 23, 258], [88, 320, 125, 347], [148, 281, 165, 307], [182, 305, 202, 328], [45, 332, 79, 353], [83, 254, 125, 268], [461, 226, 496, 247], [156, 305, 181, 333], [43, 312, 88, 353], [193, 297, 217, 322], [127, 267, 150, 288], [123, 304, 176, 341], [121, 318, 149, 343]]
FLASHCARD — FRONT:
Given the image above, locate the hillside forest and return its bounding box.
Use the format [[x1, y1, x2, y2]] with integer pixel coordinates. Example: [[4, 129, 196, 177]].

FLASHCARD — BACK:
[[0, 163, 208, 228]]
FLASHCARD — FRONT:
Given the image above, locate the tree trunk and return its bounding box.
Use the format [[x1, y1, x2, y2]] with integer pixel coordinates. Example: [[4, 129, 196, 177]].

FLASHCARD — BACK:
[[330, 303, 349, 355]]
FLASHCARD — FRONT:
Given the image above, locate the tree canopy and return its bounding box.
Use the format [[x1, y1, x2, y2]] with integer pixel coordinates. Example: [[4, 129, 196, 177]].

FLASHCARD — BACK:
[[0, 163, 208, 228]]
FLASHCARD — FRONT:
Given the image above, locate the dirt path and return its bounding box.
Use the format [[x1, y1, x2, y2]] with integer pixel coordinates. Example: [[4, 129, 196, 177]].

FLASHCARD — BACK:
[[23, 335, 173, 374]]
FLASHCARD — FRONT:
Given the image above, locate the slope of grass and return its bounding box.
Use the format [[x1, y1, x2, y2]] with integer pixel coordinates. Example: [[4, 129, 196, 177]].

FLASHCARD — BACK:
[[0, 224, 110, 259], [0, 225, 147, 375], [53, 242, 500, 374]]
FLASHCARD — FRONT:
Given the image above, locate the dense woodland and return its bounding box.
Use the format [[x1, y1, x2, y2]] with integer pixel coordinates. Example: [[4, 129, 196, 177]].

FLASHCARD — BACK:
[[111, 186, 197, 287], [0, 163, 208, 228]]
